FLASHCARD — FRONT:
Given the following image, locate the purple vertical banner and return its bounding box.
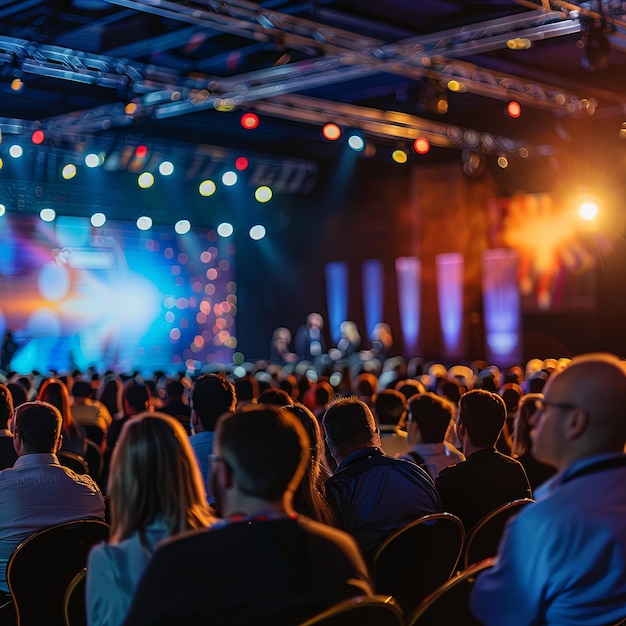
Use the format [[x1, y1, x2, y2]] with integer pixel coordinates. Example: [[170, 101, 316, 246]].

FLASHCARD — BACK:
[[395, 257, 421, 355], [362, 260, 384, 338], [325, 262, 348, 344], [482, 249, 522, 365], [436, 253, 464, 360]]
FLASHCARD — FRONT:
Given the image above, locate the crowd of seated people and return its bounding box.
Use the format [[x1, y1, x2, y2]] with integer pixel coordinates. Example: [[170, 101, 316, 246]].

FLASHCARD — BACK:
[[0, 350, 623, 624]]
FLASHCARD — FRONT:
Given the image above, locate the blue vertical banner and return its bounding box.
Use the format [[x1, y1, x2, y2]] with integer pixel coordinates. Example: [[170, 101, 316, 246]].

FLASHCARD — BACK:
[[436, 252, 464, 360], [482, 249, 522, 365], [325, 261, 348, 344], [362, 259, 384, 339], [395, 256, 421, 355]]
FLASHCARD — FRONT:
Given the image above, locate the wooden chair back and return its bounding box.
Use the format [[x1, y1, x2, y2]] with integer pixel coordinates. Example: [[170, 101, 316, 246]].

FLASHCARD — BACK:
[[463, 498, 534, 568], [299, 595, 403, 626], [7, 519, 109, 626], [63, 569, 86, 626], [370, 512, 465, 615], [407, 559, 496, 626]]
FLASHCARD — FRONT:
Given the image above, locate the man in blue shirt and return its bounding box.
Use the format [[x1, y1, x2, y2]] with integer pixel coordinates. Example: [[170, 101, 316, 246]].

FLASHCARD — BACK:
[[0, 401, 104, 592], [471, 353, 626, 626], [189, 374, 236, 507]]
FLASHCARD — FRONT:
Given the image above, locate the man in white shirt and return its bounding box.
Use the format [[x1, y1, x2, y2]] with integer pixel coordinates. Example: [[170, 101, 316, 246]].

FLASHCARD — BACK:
[[0, 401, 105, 593]]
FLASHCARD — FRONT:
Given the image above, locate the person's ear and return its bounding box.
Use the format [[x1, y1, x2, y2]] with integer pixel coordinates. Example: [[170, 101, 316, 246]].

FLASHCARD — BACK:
[[566, 408, 588, 440]]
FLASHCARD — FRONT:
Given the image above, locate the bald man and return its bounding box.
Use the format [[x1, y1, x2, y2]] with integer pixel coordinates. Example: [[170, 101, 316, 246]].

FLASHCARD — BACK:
[[471, 353, 626, 626]]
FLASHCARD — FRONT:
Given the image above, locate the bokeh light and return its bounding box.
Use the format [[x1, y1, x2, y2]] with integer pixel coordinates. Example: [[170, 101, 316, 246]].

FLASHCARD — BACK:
[[199, 180, 216, 196], [241, 113, 259, 129], [413, 138, 430, 154], [40, 208, 56, 222], [498, 156, 509, 168], [31, 130, 45, 145], [392, 149, 408, 164], [159, 161, 174, 176], [249, 225, 266, 240], [322, 123, 341, 141], [91, 213, 106, 227], [138, 172, 155, 189], [222, 171, 237, 186], [255, 186, 272, 203], [0, 204, 5, 217], [235, 157, 249, 170], [84, 153, 100, 168], [507, 101, 522, 118], [175, 219, 191, 234], [348, 134, 365, 151], [579, 201, 598, 221], [62, 164, 77, 180], [217, 222, 234, 237], [9, 145, 23, 159], [136, 216, 152, 230]]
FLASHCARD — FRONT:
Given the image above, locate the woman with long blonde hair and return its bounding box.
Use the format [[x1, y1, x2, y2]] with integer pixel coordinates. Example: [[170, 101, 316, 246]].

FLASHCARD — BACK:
[[87, 411, 214, 626]]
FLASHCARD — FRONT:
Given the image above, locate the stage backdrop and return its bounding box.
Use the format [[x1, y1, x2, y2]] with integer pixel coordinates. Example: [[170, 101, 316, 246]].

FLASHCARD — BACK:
[[0, 215, 236, 374]]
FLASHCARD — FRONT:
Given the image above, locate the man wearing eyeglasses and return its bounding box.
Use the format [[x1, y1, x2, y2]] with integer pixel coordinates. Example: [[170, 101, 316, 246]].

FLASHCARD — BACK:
[[471, 353, 626, 626]]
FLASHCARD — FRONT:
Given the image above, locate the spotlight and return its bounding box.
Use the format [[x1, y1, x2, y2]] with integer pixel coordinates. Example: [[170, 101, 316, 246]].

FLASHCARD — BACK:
[[40, 208, 56, 222], [91, 213, 106, 227], [322, 124, 341, 141], [136, 216, 152, 230], [249, 225, 266, 240], [347, 134, 365, 151], [579, 201, 598, 220], [62, 164, 77, 180], [9, 145, 23, 159], [138, 172, 155, 189], [241, 113, 259, 129], [392, 149, 408, 164], [222, 171, 237, 186], [158, 161, 174, 176], [255, 186, 272, 203], [413, 138, 430, 154], [31, 130, 45, 145], [217, 222, 234, 237], [506, 101, 522, 118], [175, 219, 191, 234], [199, 180, 216, 196]]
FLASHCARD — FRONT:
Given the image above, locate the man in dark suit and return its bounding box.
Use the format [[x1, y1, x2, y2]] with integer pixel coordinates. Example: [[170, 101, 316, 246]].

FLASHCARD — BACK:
[[435, 389, 531, 532]]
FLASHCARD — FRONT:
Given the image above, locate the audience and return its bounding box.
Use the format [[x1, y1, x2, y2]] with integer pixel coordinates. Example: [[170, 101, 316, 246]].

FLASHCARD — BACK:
[[471, 354, 626, 625], [71, 380, 112, 447], [38, 378, 87, 456], [279, 403, 335, 525], [87, 411, 214, 626], [122, 407, 371, 625], [373, 389, 410, 457], [0, 401, 104, 595], [512, 392, 557, 488], [189, 373, 236, 507], [323, 397, 442, 560], [400, 392, 465, 479], [106, 379, 149, 454], [159, 379, 192, 435], [435, 389, 532, 531], [0, 384, 17, 470]]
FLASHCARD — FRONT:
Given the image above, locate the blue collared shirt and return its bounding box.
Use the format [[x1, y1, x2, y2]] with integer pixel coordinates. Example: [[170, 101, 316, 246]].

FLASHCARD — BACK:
[[0, 453, 105, 591], [471, 452, 626, 625]]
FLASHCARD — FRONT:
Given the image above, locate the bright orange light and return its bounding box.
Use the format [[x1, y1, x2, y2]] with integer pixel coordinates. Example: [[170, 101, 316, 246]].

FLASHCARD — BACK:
[[507, 101, 522, 118], [125, 102, 138, 115], [322, 124, 341, 141], [413, 137, 430, 154], [235, 157, 249, 170], [31, 130, 45, 145], [135, 145, 148, 158], [579, 201, 598, 221], [241, 113, 259, 129]]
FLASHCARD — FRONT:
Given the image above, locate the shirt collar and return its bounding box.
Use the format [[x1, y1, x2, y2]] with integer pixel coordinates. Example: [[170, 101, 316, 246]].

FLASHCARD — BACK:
[[335, 446, 384, 472], [13, 453, 60, 468]]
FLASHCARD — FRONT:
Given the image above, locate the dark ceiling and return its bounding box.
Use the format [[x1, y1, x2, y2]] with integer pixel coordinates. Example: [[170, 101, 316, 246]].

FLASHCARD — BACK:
[[0, 0, 625, 193]]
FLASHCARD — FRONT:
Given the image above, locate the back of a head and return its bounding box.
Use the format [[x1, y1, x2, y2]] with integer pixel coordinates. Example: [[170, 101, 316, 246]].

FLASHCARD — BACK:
[[109, 412, 212, 543], [459, 389, 506, 448], [234, 375, 259, 402], [373, 389, 406, 426], [499, 383, 523, 414], [0, 384, 14, 427], [218, 407, 309, 502], [313, 382, 333, 408], [71, 380, 93, 400], [354, 372, 377, 397], [15, 401, 61, 453], [122, 379, 150, 415], [323, 397, 377, 455], [409, 392, 453, 443], [38, 379, 69, 417], [191, 374, 236, 432], [395, 379, 426, 401], [258, 387, 293, 407], [7, 383, 27, 409], [513, 393, 543, 456], [166, 379, 185, 399]]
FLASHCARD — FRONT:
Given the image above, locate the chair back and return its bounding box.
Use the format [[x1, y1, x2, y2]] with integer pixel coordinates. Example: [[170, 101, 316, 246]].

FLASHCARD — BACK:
[[63, 569, 86, 626], [463, 498, 534, 568], [407, 559, 496, 626], [299, 595, 403, 626], [370, 512, 465, 615], [83, 440, 104, 480], [57, 451, 89, 475], [7, 519, 109, 626]]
